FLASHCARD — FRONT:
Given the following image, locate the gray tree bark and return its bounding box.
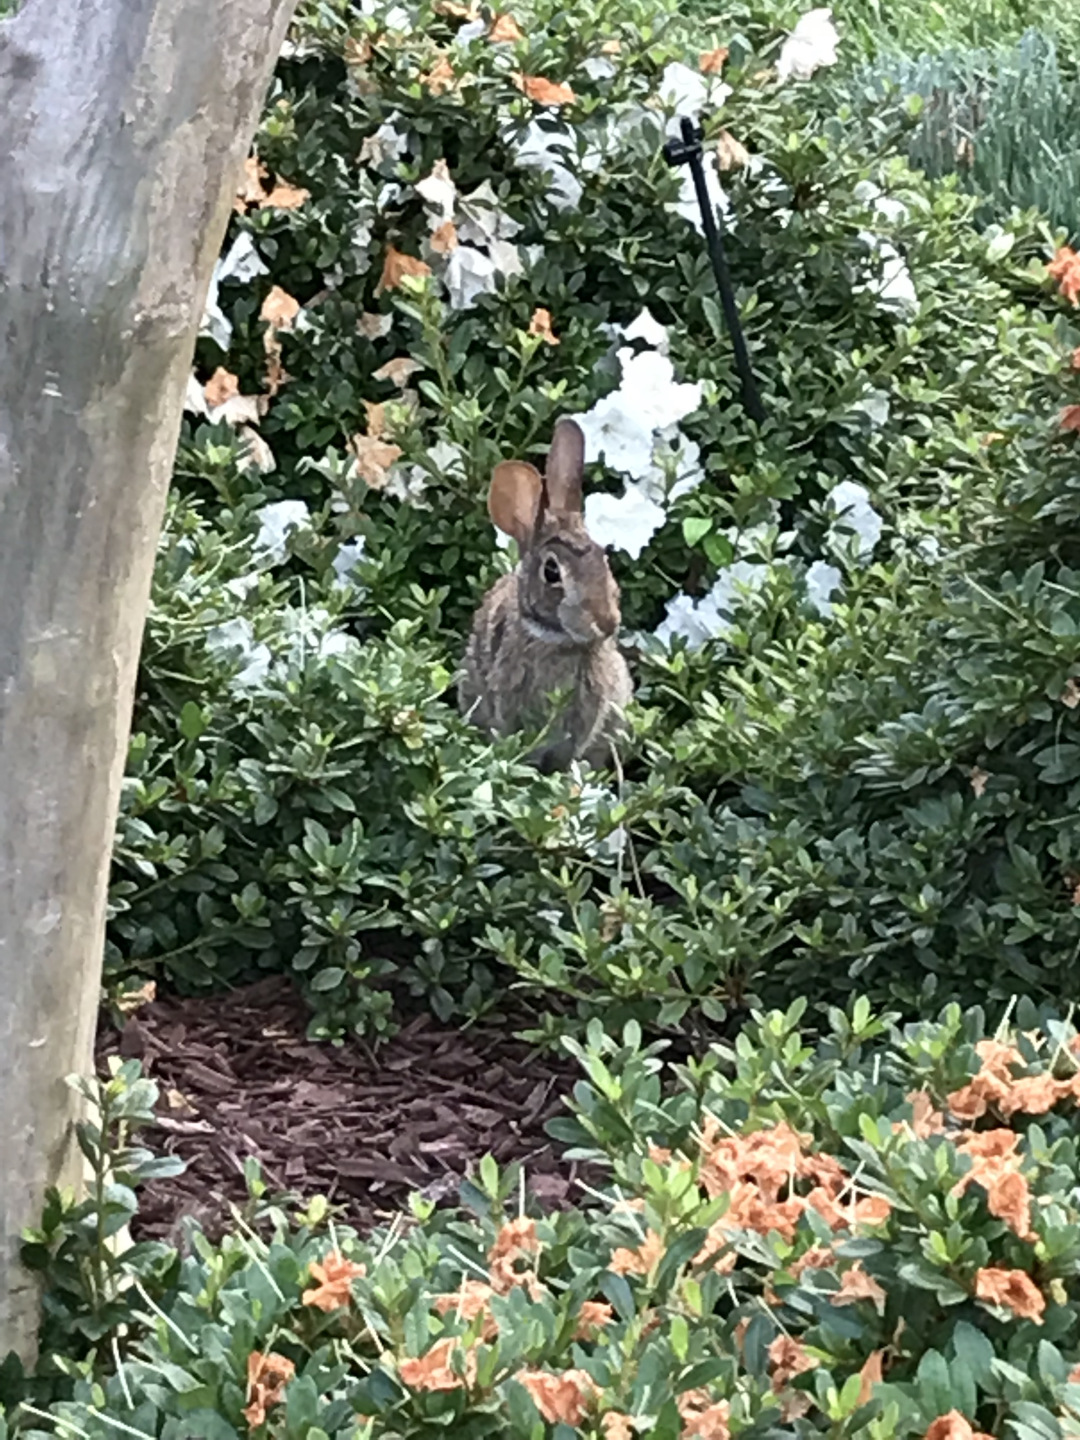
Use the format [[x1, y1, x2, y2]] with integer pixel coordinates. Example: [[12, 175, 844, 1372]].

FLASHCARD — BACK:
[[0, 0, 297, 1362]]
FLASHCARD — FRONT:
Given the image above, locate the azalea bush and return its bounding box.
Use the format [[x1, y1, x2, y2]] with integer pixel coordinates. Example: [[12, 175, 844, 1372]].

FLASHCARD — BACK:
[[17, 999, 1080, 1437], [104, 0, 1080, 1039]]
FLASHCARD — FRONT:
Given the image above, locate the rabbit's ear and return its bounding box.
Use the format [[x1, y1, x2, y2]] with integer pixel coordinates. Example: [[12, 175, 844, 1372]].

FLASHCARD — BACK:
[[544, 418, 585, 514], [489, 460, 543, 545]]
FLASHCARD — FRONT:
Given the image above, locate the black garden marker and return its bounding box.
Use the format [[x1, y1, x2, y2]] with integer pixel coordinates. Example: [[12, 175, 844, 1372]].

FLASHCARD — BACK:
[[662, 115, 765, 425]]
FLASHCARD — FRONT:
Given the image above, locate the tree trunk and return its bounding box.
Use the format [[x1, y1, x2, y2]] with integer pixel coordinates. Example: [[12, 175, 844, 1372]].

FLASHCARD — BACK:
[[0, 0, 297, 1362]]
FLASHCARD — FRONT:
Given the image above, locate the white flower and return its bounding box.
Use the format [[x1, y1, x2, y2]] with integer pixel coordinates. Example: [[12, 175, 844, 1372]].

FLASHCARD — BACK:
[[453, 17, 486, 45], [360, 114, 410, 169], [199, 276, 232, 351], [671, 151, 732, 235], [218, 231, 269, 285], [457, 180, 522, 244], [488, 236, 523, 280], [572, 347, 702, 480], [283, 606, 360, 666], [206, 618, 272, 689], [805, 559, 843, 616], [776, 8, 840, 82], [584, 481, 666, 558], [654, 563, 768, 648], [640, 430, 705, 503], [657, 61, 731, 136], [513, 121, 583, 211], [445, 245, 498, 309], [859, 233, 918, 315], [622, 307, 670, 352], [184, 373, 208, 415], [853, 179, 908, 226], [415, 160, 456, 222], [828, 480, 881, 560], [850, 388, 890, 428], [332, 539, 367, 580], [357, 0, 411, 29], [583, 56, 617, 81], [253, 499, 311, 565]]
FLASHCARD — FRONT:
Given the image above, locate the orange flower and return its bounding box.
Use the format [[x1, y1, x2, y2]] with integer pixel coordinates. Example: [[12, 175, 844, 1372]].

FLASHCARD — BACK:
[[831, 1263, 887, 1316], [204, 367, 240, 409], [514, 73, 576, 105], [954, 1129, 1036, 1241], [923, 1410, 996, 1440], [399, 1337, 477, 1391], [974, 1266, 1045, 1322], [433, 1279, 498, 1340], [789, 1244, 834, 1279], [243, 1351, 295, 1429], [518, 1368, 596, 1425], [610, 1229, 665, 1276], [907, 1089, 947, 1138], [488, 1215, 541, 1293], [1049, 246, 1080, 305], [376, 246, 432, 295], [699, 46, 729, 74], [528, 307, 559, 345], [1071, 345, 1080, 370], [1061, 406, 1080, 433], [678, 1390, 731, 1439], [767, 1334, 818, 1390], [998, 1073, 1071, 1118], [302, 1252, 366, 1311], [575, 1300, 614, 1338], [602, 1413, 635, 1440], [489, 12, 524, 42]]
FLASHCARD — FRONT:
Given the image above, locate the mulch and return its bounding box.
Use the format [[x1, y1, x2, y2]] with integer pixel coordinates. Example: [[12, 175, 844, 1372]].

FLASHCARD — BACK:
[[95, 976, 592, 1246]]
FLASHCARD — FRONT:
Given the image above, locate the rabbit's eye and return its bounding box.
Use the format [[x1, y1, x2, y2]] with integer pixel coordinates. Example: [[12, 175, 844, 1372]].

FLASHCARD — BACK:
[[543, 557, 562, 586]]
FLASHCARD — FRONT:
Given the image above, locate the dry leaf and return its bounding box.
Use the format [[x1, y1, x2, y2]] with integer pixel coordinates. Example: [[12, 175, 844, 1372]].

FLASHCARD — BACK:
[[376, 246, 432, 295], [165, 1086, 196, 1114], [204, 368, 240, 409], [1061, 405, 1080, 432], [243, 1351, 294, 1429], [857, 1350, 884, 1406], [260, 285, 301, 329], [974, 1265, 1045, 1322], [970, 767, 989, 797], [528, 307, 559, 345], [517, 1369, 596, 1426], [237, 426, 276, 474], [1062, 678, 1080, 708], [262, 180, 311, 210], [236, 155, 270, 211], [429, 219, 459, 254], [350, 433, 403, 487], [374, 356, 424, 387], [489, 12, 524, 41], [699, 46, 729, 73], [1049, 246, 1080, 306], [514, 73, 576, 105], [601, 38, 622, 54], [359, 311, 393, 340], [831, 1262, 887, 1315], [422, 54, 457, 94], [116, 980, 156, 1014], [399, 1337, 477, 1391], [767, 1334, 817, 1390], [716, 130, 750, 171], [302, 1251, 366, 1311]]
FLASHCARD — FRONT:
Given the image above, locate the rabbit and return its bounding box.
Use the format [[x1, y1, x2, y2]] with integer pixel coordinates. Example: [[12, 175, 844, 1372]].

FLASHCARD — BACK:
[[458, 417, 633, 773]]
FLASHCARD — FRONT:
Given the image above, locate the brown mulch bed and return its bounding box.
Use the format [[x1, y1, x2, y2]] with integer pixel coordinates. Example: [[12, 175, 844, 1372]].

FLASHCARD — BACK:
[[95, 976, 590, 1246]]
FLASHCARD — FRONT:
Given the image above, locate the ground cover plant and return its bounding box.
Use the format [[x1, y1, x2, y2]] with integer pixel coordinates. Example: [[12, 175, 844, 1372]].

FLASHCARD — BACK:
[[15, 998, 1080, 1438]]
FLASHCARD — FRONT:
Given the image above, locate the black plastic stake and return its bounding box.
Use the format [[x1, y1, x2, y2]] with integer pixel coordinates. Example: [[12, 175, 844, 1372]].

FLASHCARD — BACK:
[[662, 115, 765, 425]]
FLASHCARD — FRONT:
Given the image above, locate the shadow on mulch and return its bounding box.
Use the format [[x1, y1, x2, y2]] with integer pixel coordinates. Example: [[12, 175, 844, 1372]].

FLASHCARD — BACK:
[[95, 977, 591, 1247]]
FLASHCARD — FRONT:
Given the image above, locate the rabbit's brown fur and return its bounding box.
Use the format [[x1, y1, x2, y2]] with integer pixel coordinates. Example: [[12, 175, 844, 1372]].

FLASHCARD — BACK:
[[459, 419, 632, 772]]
